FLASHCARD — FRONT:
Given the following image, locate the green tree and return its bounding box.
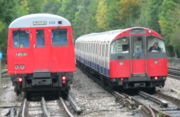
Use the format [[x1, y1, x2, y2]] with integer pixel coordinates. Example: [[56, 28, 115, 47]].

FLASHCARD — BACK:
[[159, 0, 179, 56], [119, 0, 141, 27], [28, 0, 47, 13], [95, 0, 109, 30]]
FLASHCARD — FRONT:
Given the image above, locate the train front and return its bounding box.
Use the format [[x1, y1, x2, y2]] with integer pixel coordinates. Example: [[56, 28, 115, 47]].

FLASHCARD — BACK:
[[110, 27, 168, 89], [7, 14, 75, 97]]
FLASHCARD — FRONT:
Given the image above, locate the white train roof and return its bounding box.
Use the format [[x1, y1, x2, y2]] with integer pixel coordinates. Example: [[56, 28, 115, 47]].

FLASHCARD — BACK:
[[76, 29, 126, 43], [9, 13, 71, 28], [76, 27, 154, 44]]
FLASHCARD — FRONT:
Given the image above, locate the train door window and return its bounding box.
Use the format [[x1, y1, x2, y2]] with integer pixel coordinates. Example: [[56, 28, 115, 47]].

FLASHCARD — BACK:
[[13, 30, 30, 48], [147, 36, 166, 53], [36, 29, 45, 47], [133, 36, 144, 54], [52, 29, 68, 46], [111, 37, 129, 54]]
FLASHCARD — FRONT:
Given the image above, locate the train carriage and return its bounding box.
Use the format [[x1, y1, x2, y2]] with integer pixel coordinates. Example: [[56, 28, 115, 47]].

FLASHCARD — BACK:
[[7, 13, 75, 96], [75, 27, 167, 90]]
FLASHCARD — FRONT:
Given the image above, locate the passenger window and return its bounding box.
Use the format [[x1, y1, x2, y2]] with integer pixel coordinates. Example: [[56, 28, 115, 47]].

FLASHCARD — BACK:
[[36, 29, 45, 47], [111, 38, 129, 54], [13, 30, 30, 48], [52, 29, 68, 46]]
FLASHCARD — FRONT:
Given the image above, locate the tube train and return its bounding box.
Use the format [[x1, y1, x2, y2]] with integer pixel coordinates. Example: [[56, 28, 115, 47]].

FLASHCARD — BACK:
[[7, 13, 75, 97], [75, 27, 168, 90]]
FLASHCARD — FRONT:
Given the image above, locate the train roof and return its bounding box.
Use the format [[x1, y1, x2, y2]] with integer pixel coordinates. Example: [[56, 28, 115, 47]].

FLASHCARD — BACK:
[[76, 29, 124, 43], [76, 27, 162, 43], [9, 13, 71, 28]]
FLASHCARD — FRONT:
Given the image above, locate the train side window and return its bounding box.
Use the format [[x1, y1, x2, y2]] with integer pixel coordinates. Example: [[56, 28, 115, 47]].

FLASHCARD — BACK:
[[52, 29, 68, 46], [13, 30, 30, 48], [36, 29, 45, 47]]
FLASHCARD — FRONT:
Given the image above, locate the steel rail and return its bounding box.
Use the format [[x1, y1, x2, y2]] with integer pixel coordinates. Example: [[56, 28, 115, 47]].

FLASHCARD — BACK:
[[113, 91, 156, 117], [20, 98, 27, 117], [68, 93, 82, 114], [139, 91, 168, 108], [156, 92, 180, 107], [59, 97, 74, 117], [41, 97, 50, 117]]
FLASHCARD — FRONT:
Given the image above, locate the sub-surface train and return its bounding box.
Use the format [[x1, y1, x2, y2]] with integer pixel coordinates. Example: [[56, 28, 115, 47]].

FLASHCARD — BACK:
[[7, 13, 75, 97]]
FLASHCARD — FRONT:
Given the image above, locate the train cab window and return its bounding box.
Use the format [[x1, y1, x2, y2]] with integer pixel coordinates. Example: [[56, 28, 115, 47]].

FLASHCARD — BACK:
[[52, 29, 68, 46], [36, 29, 45, 47], [111, 38, 129, 54], [13, 30, 30, 48], [147, 36, 166, 53], [133, 36, 144, 54]]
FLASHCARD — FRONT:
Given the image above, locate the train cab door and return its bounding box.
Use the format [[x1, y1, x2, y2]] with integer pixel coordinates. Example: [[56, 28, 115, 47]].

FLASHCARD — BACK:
[[33, 29, 50, 72], [131, 36, 147, 75]]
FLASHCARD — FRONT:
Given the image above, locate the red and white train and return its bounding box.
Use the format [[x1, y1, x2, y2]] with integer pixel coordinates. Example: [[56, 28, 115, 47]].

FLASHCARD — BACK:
[[75, 27, 168, 90], [7, 13, 75, 97]]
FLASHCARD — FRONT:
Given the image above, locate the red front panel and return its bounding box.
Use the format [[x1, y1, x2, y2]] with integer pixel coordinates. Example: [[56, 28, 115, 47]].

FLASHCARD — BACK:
[[109, 58, 168, 78], [7, 48, 33, 74], [132, 59, 146, 74], [51, 46, 75, 72], [7, 26, 75, 74], [110, 60, 131, 78], [147, 58, 168, 76]]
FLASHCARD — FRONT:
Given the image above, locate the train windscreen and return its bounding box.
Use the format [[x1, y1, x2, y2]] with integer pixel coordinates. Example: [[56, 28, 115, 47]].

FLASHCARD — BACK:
[[52, 29, 68, 46], [111, 37, 129, 54], [147, 36, 166, 53], [13, 30, 30, 48]]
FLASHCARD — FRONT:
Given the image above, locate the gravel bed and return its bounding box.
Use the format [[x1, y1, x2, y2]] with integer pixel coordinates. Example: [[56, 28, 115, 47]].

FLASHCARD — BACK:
[[71, 68, 143, 117], [159, 77, 180, 100], [0, 78, 19, 116]]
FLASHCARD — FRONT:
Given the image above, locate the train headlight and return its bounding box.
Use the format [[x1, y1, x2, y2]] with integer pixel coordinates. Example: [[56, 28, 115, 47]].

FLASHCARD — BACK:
[[15, 65, 19, 69], [154, 60, 158, 64], [20, 65, 25, 69]]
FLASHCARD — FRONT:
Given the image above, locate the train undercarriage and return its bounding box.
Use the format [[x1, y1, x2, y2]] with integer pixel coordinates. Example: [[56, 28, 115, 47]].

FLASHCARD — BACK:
[[10, 72, 73, 99]]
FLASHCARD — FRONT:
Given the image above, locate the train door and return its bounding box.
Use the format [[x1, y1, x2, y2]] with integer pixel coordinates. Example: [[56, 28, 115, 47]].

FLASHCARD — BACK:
[[33, 29, 50, 71], [131, 36, 147, 75]]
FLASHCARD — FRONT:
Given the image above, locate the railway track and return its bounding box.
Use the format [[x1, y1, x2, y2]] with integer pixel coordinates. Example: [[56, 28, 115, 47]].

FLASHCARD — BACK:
[[79, 67, 157, 117], [79, 66, 180, 117], [113, 90, 180, 117], [138, 91, 180, 117], [168, 68, 180, 80], [17, 94, 82, 117]]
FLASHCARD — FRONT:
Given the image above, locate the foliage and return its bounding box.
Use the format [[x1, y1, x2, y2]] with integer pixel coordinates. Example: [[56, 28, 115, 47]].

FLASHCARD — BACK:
[[0, 0, 180, 57]]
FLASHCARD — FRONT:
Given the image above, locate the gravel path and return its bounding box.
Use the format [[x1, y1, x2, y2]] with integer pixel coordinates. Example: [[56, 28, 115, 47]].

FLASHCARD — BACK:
[[71, 68, 142, 117]]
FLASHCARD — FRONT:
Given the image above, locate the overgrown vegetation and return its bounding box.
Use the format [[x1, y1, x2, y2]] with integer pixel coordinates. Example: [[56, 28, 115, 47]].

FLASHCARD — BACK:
[[0, 0, 180, 57]]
